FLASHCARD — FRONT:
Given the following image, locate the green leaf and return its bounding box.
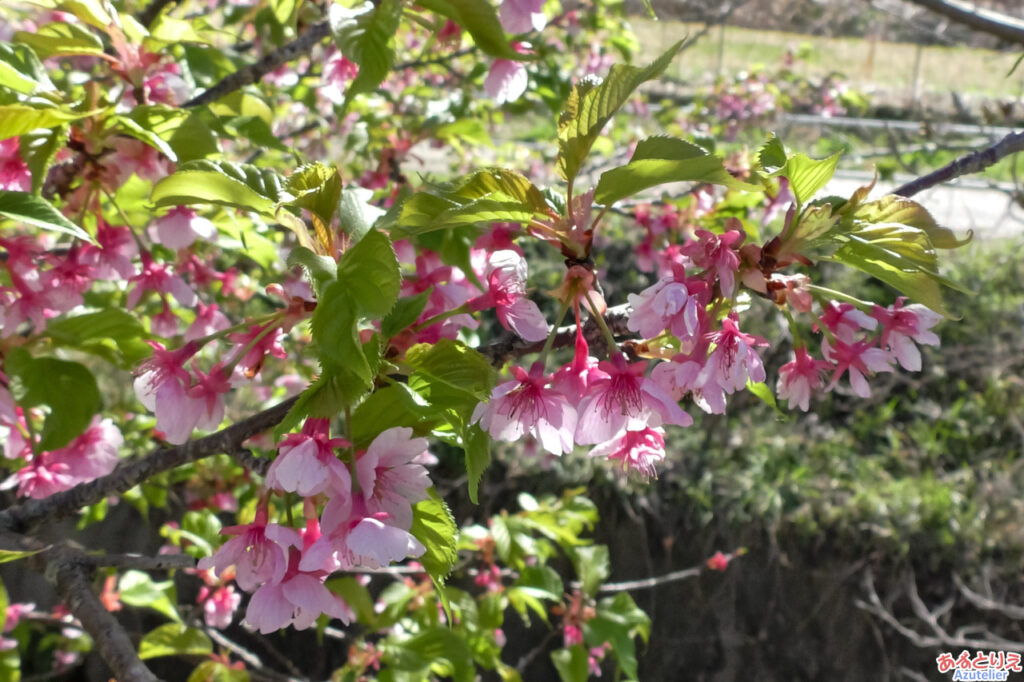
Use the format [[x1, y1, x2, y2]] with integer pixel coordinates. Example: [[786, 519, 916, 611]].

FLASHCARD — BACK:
[[286, 245, 337, 296], [339, 186, 385, 243], [349, 384, 433, 447], [0, 42, 53, 94], [551, 645, 589, 682], [556, 40, 684, 183], [14, 23, 105, 58], [0, 191, 91, 241], [312, 285, 371, 378], [452, 168, 549, 210], [757, 133, 787, 171], [326, 576, 376, 625], [330, 0, 402, 99], [381, 290, 431, 339], [586, 592, 651, 679], [151, 160, 283, 214], [406, 339, 496, 416], [6, 351, 101, 450], [393, 194, 536, 237], [149, 14, 213, 44], [269, 0, 300, 27], [109, 115, 178, 162], [574, 544, 610, 598], [119, 570, 181, 622], [516, 564, 564, 602], [138, 624, 212, 660], [285, 163, 343, 225], [188, 661, 250, 682], [745, 380, 787, 419], [462, 423, 490, 504], [831, 240, 956, 318], [385, 626, 474, 682], [337, 228, 401, 318], [44, 308, 146, 350], [416, 0, 524, 60], [19, 126, 66, 195], [0, 549, 41, 564], [594, 135, 757, 204], [410, 489, 458, 583], [846, 194, 971, 250], [779, 152, 840, 205]]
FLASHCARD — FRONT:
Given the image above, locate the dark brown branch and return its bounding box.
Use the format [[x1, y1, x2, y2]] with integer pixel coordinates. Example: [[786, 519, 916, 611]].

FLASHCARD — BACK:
[[81, 552, 197, 571], [0, 396, 298, 533], [184, 22, 331, 108], [894, 130, 1024, 197], [901, 0, 1024, 46], [41, 545, 161, 682]]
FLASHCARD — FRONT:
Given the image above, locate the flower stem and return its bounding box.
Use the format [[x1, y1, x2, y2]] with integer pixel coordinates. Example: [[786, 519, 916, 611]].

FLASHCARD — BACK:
[[412, 302, 470, 333], [539, 295, 574, 365], [585, 291, 618, 355], [808, 284, 874, 312]]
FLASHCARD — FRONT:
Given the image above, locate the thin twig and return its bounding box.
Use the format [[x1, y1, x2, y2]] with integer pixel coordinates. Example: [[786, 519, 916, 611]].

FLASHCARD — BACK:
[[593, 566, 702, 593], [81, 552, 197, 571], [894, 131, 1024, 197], [184, 22, 331, 108], [0, 396, 299, 533]]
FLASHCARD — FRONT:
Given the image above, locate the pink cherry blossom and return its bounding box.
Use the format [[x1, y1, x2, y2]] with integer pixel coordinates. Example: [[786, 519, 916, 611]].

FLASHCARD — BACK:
[[776, 347, 830, 411], [133, 340, 201, 411], [500, 0, 545, 33], [575, 354, 692, 445], [681, 228, 743, 297], [871, 298, 941, 371], [227, 323, 287, 379], [551, 328, 604, 403], [151, 366, 230, 444], [79, 221, 139, 280], [651, 352, 727, 415], [198, 507, 297, 592], [200, 585, 241, 629], [7, 417, 123, 498], [697, 316, 768, 395], [150, 300, 179, 337], [626, 276, 705, 341], [470, 250, 548, 342], [265, 418, 352, 499], [0, 138, 31, 192], [822, 338, 893, 398], [589, 427, 666, 479], [152, 206, 217, 249], [817, 301, 877, 343], [472, 363, 578, 456], [244, 547, 352, 633], [356, 427, 431, 530], [300, 496, 424, 573], [185, 302, 231, 342], [126, 253, 197, 308], [485, 60, 528, 104]]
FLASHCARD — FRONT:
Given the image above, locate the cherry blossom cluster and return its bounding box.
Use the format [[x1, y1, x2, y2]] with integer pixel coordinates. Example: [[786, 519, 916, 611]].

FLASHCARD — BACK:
[[198, 422, 431, 632]]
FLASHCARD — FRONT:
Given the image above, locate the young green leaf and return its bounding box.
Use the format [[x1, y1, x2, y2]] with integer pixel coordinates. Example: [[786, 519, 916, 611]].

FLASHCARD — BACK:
[[336, 228, 401, 318], [339, 185, 385, 243], [778, 152, 840, 205], [556, 40, 684, 183], [138, 624, 213, 660], [19, 126, 66, 195], [462, 423, 491, 504], [6, 352, 101, 451], [0, 42, 53, 94], [330, 0, 402, 100], [0, 190, 91, 241], [574, 544, 610, 597], [14, 22, 105, 58], [551, 645, 589, 682], [585, 592, 651, 679], [409, 489, 458, 582], [594, 135, 758, 205], [381, 290, 431, 339]]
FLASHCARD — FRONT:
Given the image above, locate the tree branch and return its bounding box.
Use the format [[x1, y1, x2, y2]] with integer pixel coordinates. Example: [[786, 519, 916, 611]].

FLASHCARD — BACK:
[[0, 396, 298, 533], [901, 0, 1024, 46], [894, 130, 1024, 197], [183, 22, 331, 108], [47, 548, 161, 682], [81, 552, 197, 571]]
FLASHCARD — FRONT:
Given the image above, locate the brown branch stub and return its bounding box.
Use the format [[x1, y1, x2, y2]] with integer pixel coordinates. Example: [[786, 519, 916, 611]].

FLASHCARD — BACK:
[[184, 21, 331, 108], [0, 396, 298, 533], [894, 130, 1024, 198]]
